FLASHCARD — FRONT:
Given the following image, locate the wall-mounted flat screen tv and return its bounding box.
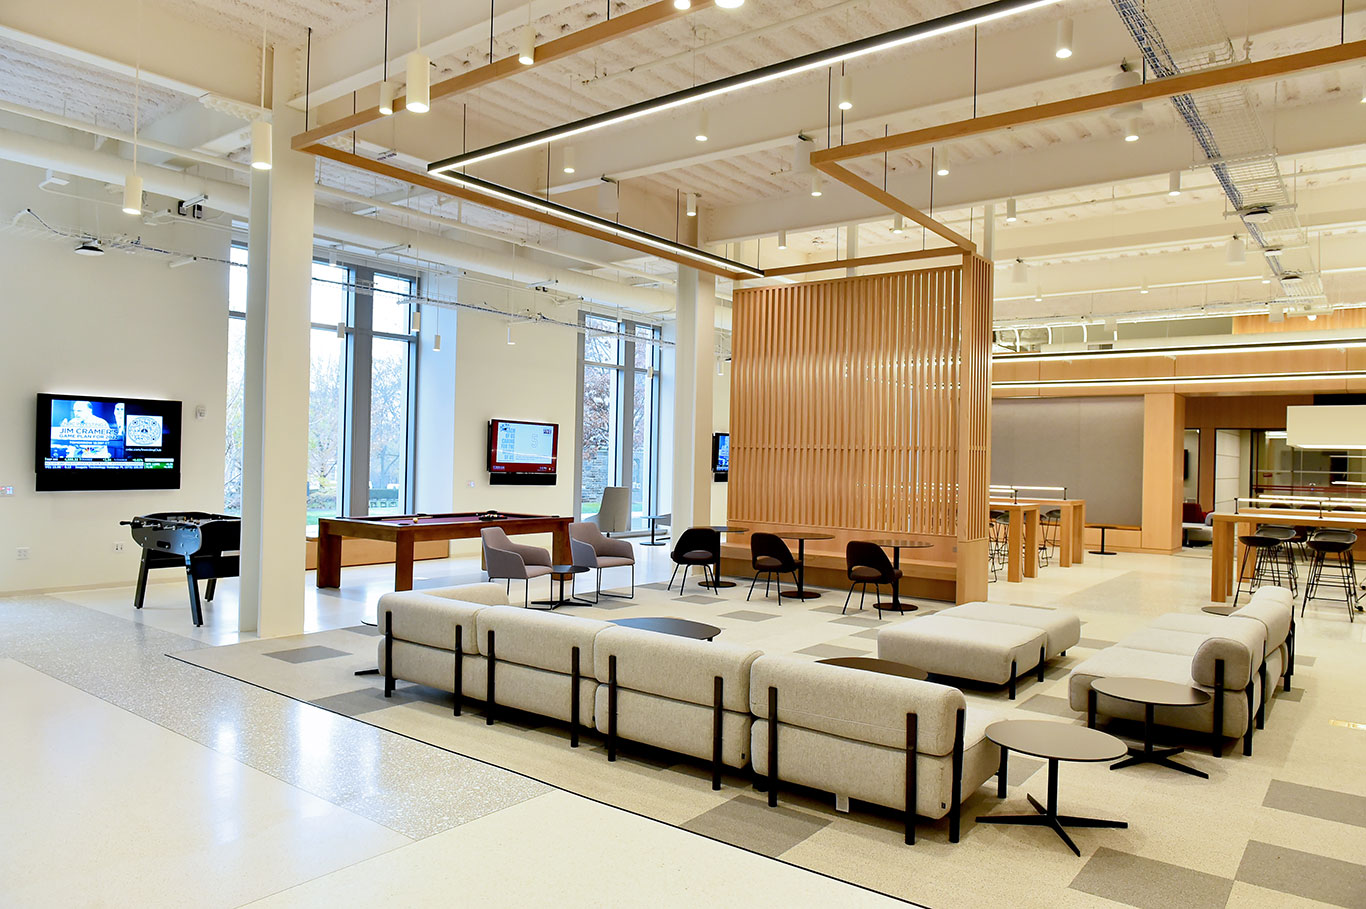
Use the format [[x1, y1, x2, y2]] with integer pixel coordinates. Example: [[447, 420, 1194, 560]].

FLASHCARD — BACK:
[[488, 419, 559, 475], [36, 393, 182, 491], [712, 432, 730, 479]]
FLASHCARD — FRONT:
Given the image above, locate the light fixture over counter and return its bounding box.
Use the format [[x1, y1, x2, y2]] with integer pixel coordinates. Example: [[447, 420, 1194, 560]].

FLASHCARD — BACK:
[[429, 0, 1061, 173]]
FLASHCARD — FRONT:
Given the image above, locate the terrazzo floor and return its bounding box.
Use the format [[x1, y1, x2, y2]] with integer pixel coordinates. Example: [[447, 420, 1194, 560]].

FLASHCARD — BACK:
[[3, 544, 1365, 907]]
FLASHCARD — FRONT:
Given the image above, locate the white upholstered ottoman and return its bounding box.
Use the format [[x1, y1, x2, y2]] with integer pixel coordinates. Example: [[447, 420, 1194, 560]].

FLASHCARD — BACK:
[[942, 602, 1082, 659], [878, 615, 1047, 698]]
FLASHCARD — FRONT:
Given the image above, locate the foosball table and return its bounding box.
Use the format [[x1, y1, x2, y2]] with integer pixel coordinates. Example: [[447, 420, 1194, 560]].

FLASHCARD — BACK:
[[122, 511, 241, 626]]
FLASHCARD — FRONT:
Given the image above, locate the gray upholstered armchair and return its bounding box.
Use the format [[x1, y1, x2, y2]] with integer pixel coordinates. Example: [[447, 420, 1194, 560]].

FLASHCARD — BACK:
[[481, 526, 553, 607], [588, 486, 631, 535], [569, 521, 636, 602]]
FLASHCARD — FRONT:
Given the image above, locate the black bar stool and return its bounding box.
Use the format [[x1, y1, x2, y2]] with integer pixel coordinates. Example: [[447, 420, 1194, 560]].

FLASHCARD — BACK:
[[1233, 533, 1292, 608], [1302, 529, 1361, 622], [1254, 524, 1298, 595], [989, 510, 1009, 569], [1039, 508, 1062, 567]]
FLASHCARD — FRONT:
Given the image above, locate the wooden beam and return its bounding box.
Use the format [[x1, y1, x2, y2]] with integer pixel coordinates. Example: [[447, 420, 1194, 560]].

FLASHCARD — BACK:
[[816, 161, 976, 252], [293, 0, 715, 150], [305, 143, 754, 280], [757, 246, 961, 278], [814, 40, 1366, 164]]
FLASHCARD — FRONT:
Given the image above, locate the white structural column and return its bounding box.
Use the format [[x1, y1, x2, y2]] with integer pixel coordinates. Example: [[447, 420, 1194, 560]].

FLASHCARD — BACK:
[[238, 46, 318, 636], [845, 222, 859, 277], [670, 266, 716, 539]]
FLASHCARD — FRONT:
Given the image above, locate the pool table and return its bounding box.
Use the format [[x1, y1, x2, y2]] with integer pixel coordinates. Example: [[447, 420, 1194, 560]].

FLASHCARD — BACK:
[[315, 511, 572, 591]]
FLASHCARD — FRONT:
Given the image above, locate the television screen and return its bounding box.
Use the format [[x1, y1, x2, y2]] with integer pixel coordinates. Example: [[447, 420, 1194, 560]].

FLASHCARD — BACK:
[[712, 432, 730, 473], [488, 419, 559, 474], [36, 393, 181, 491]]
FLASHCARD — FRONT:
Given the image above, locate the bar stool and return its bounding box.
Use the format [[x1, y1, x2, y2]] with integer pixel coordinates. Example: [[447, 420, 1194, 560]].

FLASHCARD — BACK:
[[1038, 508, 1062, 567], [989, 510, 1010, 570], [1302, 529, 1361, 622], [1233, 533, 1293, 608], [1254, 524, 1298, 595]]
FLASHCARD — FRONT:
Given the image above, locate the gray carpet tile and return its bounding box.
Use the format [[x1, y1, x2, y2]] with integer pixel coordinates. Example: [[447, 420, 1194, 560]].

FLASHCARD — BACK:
[[343, 624, 383, 637], [1275, 686, 1304, 702], [720, 610, 782, 622], [264, 645, 350, 663], [1004, 754, 1045, 787], [1077, 637, 1118, 650], [674, 594, 724, 605], [850, 628, 883, 640], [796, 644, 870, 659], [1263, 780, 1366, 828], [1296, 655, 1317, 667], [682, 795, 831, 858], [1016, 694, 1077, 719], [310, 688, 404, 717], [1069, 847, 1234, 909], [829, 615, 885, 628], [1235, 840, 1366, 908]]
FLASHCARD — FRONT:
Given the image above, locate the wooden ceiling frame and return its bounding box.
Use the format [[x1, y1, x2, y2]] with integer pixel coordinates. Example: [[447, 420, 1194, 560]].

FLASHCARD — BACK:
[[759, 246, 965, 278], [292, 0, 717, 151]]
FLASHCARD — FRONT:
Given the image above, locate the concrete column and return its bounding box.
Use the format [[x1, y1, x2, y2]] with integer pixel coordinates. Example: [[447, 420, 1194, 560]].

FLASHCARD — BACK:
[[670, 266, 716, 537], [238, 45, 317, 636]]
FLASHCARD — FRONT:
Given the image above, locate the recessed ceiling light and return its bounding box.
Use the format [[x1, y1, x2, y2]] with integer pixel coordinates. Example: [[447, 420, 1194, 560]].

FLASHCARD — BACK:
[[1168, 171, 1181, 195]]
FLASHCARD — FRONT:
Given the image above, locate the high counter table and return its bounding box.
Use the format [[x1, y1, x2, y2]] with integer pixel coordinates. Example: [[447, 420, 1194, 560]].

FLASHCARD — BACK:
[[1210, 508, 1366, 602], [989, 501, 1040, 583], [316, 512, 572, 591]]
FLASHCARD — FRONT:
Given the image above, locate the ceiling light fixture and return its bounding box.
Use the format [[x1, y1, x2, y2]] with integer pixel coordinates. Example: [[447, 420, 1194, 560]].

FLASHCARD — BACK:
[[1307, 313, 1318, 322], [562, 146, 576, 174], [673, 0, 691, 8], [694, 110, 709, 142], [994, 336, 1366, 364], [777, 229, 788, 249], [1055, 18, 1073, 59], [250, 119, 273, 170], [433, 332, 442, 351], [1110, 64, 1143, 120], [936, 153, 950, 177], [73, 239, 104, 256], [126, 5, 144, 216], [810, 174, 823, 197], [1123, 123, 1139, 142], [518, 25, 535, 66], [1168, 170, 1181, 195], [1011, 258, 1028, 283], [1225, 234, 1246, 265], [686, 192, 697, 217], [1140, 281, 1149, 294], [598, 177, 618, 215], [891, 214, 904, 234], [122, 174, 143, 216], [431, 0, 1061, 172], [410, 309, 421, 332], [1034, 289, 1044, 302], [837, 73, 853, 111], [715, 0, 744, 8], [1005, 197, 1018, 222], [792, 134, 813, 174], [429, 170, 763, 276], [406, 53, 431, 112], [379, 81, 395, 116], [507, 322, 516, 345]]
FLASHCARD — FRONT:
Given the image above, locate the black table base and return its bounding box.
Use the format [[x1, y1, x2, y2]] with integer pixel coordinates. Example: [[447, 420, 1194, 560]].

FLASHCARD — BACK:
[[978, 757, 1127, 856], [1109, 703, 1209, 779], [700, 579, 737, 589], [1089, 526, 1117, 556], [874, 600, 919, 613], [532, 573, 591, 609]]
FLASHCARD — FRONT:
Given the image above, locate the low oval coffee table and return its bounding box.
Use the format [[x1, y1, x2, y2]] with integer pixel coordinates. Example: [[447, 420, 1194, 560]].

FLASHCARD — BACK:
[[1088, 677, 1211, 779], [609, 616, 721, 641], [977, 719, 1128, 856], [815, 656, 928, 680]]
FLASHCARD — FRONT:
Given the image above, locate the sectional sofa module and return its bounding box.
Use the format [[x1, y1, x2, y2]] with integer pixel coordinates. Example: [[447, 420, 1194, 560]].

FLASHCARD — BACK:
[[877, 602, 1082, 698], [1067, 587, 1294, 757]]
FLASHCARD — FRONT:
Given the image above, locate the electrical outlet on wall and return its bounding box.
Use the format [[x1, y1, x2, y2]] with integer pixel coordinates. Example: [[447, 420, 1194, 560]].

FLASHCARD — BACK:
[[113, 542, 125, 553], [16, 547, 30, 560]]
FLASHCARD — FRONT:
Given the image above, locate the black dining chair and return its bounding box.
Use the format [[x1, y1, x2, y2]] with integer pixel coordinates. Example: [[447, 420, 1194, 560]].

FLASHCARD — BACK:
[[668, 527, 719, 595], [843, 541, 902, 619], [747, 532, 800, 601]]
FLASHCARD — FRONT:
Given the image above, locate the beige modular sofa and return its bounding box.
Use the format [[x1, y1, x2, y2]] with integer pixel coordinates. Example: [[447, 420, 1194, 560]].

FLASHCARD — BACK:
[[749, 654, 1002, 844], [592, 625, 761, 789], [878, 602, 1082, 698], [1067, 587, 1293, 757]]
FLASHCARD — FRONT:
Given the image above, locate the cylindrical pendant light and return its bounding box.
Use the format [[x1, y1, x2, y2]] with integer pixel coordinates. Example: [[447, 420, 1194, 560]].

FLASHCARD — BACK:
[[694, 110, 709, 142], [673, 0, 691, 8], [777, 229, 787, 249], [1011, 258, 1027, 284], [686, 193, 697, 217], [518, 25, 535, 66], [792, 135, 811, 174], [1168, 170, 1181, 196], [122, 173, 143, 215], [1124, 122, 1140, 142], [379, 81, 395, 116], [598, 179, 617, 215], [562, 146, 576, 174], [837, 73, 853, 111], [1110, 67, 1143, 120], [1055, 18, 1074, 59], [1225, 235, 1246, 265], [433, 332, 442, 351], [250, 119, 273, 170], [406, 52, 431, 113], [715, 0, 743, 8], [891, 214, 904, 234], [936, 153, 950, 177], [1005, 197, 1018, 223], [810, 174, 823, 197], [409, 309, 421, 332], [1140, 281, 1150, 294]]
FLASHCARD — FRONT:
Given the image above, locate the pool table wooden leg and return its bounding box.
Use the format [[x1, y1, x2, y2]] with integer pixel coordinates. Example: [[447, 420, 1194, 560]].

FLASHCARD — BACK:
[[552, 524, 572, 566], [316, 528, 342, 589], [393, 536, 415, 591]]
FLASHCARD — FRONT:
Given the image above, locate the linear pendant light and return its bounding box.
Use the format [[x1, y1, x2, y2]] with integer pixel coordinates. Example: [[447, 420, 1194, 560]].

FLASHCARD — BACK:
[[428, 169, 763, 276], [430, 0, 1060, 173]]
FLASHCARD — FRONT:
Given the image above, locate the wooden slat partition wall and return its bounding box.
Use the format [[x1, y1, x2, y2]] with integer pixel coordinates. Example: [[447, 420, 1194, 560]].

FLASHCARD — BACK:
[[730, 259, 991, 601]]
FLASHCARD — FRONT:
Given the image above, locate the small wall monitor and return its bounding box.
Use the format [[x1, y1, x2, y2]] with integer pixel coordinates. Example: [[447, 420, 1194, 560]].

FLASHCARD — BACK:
[[488, 419, 559, 476], [36, 393, 182, 491], [712, 432, 729, 481]]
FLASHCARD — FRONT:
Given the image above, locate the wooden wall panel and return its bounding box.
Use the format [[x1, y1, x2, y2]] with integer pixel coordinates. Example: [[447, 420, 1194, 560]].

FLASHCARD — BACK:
[[731, 258, 992, 601]]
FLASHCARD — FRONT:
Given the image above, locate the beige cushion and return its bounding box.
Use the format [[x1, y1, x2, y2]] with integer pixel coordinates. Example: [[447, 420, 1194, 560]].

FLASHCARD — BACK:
[[594, 687, 752, 767], [1148, 614, 1267, 666], [475, 606, 608, 673], [593, 626, 759, 712], [1067, 646, 1254, 736], [748, 654, 967, 756], [378, 591, 484, 653], [877, 616, 1046, 685], [419, 582, 510, 606], [492, 661, 596, 725], [1230, 595, 1293, 653], [380, 639, 488, 700], [1118, 627, 1221, 659], [942, 602, 1081, 657], [750, 713, 1000, 819]]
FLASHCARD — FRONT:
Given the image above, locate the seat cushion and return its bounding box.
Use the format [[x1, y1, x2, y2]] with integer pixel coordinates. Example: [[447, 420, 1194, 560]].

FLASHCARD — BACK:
[[378, 591, 485, 653], [940, 602, 1081, 657], [850, 566, 883, 581], [492, 661, 596, 726], [1230, 590, 1293, 652], [595, 687, 752, 768], [380, 638, 488, 700], [419, 582, 510, 606], [475, 605, 610, 673], [680, 550, 714, 563], [749, 654, 966, 756], [1068, 646, 1255, 736], [878, 616, 1046, 685], [756, 555, 783, 570], [593, 626, 759, 711], [595, 556, 634, 568]]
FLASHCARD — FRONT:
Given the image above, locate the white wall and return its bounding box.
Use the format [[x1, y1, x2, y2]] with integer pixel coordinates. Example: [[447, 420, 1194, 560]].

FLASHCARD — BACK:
[[710, 361, 729, 523], [446, 297, 580, 555], [1183, 429, 1200, 502], [1214, 429, 1245, 514], [0, 159, 228, 593]]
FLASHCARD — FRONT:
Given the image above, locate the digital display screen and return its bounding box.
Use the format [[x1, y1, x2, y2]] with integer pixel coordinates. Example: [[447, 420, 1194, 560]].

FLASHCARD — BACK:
[[713, 432, 730, 473], [36, 394, 181, 491], [488, 420, 558, 474]]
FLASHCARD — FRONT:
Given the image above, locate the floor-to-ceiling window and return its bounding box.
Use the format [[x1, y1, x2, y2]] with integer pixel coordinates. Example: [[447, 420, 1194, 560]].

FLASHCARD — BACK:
[[577, 313, 662, 530], [225, 248, 417, 524]]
